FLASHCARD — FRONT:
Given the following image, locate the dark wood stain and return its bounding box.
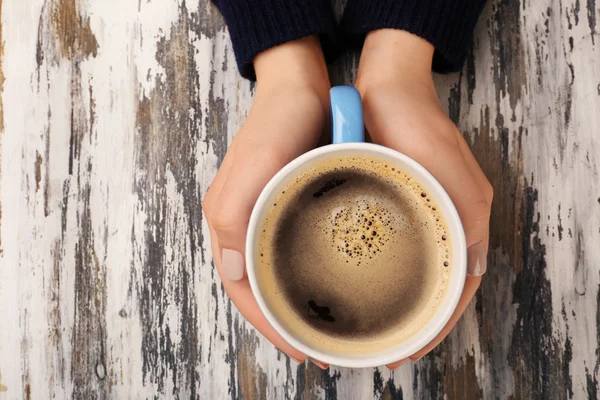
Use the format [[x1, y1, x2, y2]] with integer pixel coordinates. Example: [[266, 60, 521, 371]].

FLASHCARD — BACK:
[[587, 0, 597, 44], [427, 28, 527, 398], [195, 0, 227, 38], [20, 309, 31, 400], [47, 239, 66, 396], [597, 276, 600, 393], [443, 354, 482, 400], [468, 107, 524, 400], [374, 368, 403, 400], [0, 371, 7, 392], [190, 1, 229, 168], [11, 2, 105, 396], [50, 0, 98, 60], [411, 344, 482, 399], [508, 183, 572, 400], [465, 46, 477, 105], [464, 99, 573, 399], [457, 7, 573, 395], [412, 353, 443, 399], [34, 151, 43, 192], [574, 224, 588, 296], [35, 1, 106, 395], [235, 329, 268, 400], [488, 0, 527, 112], [133, 2, 204, 397], [587, 277, 600, 400], [294, 362, 341, 400], [225, 298, 238, 399], [43, 110, 51, 217], [68, 62, 110, 399], [470, 105, 524, 270]]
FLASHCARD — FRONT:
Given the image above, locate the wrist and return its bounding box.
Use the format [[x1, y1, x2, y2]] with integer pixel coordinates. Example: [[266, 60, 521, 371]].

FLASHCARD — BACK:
[[356, 30, 435, 93], [254, 36, 330, 102]]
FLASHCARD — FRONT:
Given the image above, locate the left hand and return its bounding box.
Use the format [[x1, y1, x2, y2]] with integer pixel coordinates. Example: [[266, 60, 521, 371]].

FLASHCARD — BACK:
[[355, 29, 493, 368], [203, 36, 331, 367]]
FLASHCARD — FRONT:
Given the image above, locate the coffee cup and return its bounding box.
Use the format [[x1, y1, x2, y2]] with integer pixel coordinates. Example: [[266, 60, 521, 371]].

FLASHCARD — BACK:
[[245, 86, 467, 368]]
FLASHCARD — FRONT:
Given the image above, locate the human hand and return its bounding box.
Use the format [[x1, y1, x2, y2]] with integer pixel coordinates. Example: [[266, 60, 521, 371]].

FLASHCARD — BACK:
[[355, 30, 493, 369], [203, 36, 330, 365]]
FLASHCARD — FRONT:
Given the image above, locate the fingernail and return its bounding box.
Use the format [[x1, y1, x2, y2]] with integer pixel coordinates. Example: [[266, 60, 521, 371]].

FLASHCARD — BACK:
[[467, 241, 487, 276], [309, 358, 329, 370], [221, 249, 244, 280]]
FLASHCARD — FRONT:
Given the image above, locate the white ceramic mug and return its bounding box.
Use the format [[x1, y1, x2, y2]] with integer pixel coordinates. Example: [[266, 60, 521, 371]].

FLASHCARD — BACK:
[[245, 86, 467, 368]]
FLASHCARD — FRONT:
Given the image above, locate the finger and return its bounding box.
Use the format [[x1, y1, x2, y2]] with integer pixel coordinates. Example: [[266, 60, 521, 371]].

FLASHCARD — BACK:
[[376, 132, 490, 275], [211, 135, 296, 280], [205, 156, 307, 362], [409, 275, 481, 360], [361, 99, 491, 246], [203, 141, 245, 280], [386, 358, 410, 370], [454, 132, 493, 255], [444, 140, 490, 276], [211, 97, 323, 281], [377, 132, 490, 246], [208, 221, 307, 363]]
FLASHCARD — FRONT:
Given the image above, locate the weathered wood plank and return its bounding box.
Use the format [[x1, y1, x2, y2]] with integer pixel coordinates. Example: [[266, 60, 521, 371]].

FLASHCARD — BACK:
[[0, 0, 598, 399]]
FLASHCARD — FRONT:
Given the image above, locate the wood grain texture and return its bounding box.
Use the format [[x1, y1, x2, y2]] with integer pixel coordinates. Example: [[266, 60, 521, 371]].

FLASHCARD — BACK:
[[0, 0, 599, 399]]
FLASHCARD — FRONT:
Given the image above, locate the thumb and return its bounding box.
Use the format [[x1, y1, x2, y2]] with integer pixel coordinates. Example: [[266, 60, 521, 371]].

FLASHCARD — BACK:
[[412, 140, 491, 277], [210, 90, 327, 281], [464, 216, 489, 277], [211, 137, 295, 281], [418, 141, 491, 277], [436, 153, 489, 277]]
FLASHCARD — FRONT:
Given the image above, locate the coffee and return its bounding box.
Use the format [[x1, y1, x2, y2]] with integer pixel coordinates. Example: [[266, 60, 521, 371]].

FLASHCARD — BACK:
[[257, 156, 452, 355]]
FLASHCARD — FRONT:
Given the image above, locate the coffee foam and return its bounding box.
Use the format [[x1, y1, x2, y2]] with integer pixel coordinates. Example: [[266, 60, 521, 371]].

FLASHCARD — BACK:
[[257, 156, 452, 355]]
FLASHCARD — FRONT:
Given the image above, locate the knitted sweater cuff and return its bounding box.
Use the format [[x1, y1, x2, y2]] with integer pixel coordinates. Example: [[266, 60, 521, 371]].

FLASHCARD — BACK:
[[341, 0, 486, 73], [213, 0, 338, 79]]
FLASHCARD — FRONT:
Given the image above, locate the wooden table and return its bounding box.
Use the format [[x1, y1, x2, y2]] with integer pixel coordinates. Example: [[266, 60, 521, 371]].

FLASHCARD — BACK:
[[1, 0, 599, 399]]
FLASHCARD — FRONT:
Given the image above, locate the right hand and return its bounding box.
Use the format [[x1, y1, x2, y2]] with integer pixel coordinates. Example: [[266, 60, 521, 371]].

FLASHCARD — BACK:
[[354, 29, 493, 368], [203, 37, 331, 365]]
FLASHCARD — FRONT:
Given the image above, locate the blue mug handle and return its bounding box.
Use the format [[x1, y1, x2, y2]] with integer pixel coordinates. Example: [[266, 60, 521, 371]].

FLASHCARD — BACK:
[[330, 86, 365, 144]]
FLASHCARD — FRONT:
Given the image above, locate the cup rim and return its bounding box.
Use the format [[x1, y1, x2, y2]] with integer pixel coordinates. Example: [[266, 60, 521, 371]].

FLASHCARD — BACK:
[[245, 143, 467, 368]]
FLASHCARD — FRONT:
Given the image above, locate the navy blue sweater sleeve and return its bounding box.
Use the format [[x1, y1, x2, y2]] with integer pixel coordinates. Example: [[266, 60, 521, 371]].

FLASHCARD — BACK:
[[211, 0, 338, 80], [213, 0, 486, 78], [341, 0, 486, 73]]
